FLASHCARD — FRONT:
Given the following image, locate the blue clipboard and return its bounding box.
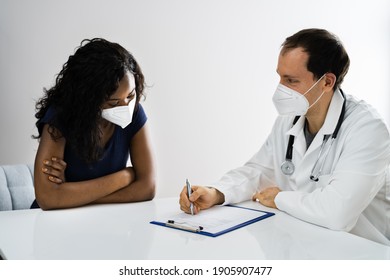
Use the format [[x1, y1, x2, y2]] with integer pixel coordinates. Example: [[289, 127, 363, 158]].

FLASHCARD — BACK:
[[150, 205, 274, 237]]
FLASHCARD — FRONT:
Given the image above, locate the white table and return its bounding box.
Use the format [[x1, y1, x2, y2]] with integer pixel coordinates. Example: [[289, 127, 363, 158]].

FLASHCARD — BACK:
[[0, 197, 389, 259]]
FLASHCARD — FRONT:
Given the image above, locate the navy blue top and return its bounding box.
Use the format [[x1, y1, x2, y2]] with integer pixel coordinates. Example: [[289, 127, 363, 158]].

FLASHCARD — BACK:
[[31, 104, 147, 209]]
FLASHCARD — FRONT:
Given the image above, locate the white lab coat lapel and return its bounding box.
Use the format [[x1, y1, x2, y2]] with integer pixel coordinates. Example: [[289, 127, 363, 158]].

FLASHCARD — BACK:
[[284, 116, 306, 191], [286, 116, 306, 159], [284, 89, 345, 190], [306, 90, 344, 156], [293, 89, 344, 161]]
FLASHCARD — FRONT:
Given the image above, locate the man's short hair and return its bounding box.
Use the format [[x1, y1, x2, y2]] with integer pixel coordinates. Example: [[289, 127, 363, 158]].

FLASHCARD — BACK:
[[282, 28, 350, 89]]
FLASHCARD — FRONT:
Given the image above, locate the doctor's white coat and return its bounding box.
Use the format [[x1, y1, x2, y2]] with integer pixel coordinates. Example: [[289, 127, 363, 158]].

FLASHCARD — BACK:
[[211, 89, 390, 245]]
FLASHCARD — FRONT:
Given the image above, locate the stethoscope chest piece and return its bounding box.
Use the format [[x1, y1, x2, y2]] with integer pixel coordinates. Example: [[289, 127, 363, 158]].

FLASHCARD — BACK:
[[281, 160, 295, 175]]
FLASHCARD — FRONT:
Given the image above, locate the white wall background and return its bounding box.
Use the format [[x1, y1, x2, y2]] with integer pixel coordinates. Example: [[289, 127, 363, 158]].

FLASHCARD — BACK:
[[1, 0, 389, 198]]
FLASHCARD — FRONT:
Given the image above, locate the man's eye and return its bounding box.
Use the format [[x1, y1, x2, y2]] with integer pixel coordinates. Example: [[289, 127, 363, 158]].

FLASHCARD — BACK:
[[288, 79, 298, 84]]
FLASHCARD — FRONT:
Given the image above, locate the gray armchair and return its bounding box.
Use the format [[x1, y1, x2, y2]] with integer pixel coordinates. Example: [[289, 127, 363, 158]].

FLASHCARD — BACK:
[[0, 164, 35, 211]]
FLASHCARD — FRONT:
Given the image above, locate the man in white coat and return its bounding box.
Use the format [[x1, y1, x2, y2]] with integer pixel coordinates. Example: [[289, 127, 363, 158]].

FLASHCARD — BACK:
[[180, 28, 390, 245]]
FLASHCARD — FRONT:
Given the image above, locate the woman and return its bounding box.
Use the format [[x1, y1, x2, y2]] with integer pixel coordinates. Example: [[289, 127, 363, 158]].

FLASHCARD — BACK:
[[31, 38, 155, 210]]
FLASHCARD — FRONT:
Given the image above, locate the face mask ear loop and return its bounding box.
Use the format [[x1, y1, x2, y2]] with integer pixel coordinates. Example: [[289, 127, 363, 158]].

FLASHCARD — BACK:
[[302, 73, 327, 110], [302, 73, 327, 98], [307, 90, 325, 110]]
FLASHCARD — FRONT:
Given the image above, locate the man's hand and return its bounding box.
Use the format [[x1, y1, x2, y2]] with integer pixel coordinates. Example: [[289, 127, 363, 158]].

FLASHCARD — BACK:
[[252, 187, 281, 209], [179, 185, 225, 214]]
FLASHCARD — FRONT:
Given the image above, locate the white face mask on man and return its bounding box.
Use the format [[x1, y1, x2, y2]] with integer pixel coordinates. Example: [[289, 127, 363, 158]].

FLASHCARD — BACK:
[[101, 97, 136, 129], [272, 74, 326, 116]]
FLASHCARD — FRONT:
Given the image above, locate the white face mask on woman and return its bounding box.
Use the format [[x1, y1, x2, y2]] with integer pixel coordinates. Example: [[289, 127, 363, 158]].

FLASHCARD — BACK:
[[272, 74, 326, 116], [101, 97, 136, 129]]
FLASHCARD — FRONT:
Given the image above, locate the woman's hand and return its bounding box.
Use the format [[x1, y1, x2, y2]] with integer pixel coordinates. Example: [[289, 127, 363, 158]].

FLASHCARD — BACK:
[[42, 157, 67, 184]]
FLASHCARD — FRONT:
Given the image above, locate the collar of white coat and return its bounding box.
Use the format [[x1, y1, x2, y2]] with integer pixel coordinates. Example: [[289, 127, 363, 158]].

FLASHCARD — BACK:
[[287, 88, 345, 137]]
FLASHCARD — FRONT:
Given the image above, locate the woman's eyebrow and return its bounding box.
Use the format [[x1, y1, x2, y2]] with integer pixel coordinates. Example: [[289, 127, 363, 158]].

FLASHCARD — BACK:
[[108, 89, 135, 100]]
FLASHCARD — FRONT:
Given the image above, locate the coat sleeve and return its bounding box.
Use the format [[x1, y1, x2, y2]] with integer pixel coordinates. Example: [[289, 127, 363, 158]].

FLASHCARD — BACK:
[[275, 112, 390, 231]]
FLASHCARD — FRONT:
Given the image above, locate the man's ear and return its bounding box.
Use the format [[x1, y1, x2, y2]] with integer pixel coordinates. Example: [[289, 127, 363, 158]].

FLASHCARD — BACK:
[[324, 73, 337, 91]]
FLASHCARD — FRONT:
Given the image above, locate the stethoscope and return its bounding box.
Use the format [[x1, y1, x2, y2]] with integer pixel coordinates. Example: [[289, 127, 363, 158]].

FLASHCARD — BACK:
[[281, 90, 346, 182]]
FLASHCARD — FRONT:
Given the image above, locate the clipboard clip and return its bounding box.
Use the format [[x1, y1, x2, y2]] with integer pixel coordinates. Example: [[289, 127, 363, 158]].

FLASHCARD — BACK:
[[166, 220, 204, 232]]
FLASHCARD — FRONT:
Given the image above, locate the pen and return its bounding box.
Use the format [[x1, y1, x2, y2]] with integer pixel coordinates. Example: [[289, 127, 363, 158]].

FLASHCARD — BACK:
[[186, 178, 194, 215], [166, 220, 203, 232]]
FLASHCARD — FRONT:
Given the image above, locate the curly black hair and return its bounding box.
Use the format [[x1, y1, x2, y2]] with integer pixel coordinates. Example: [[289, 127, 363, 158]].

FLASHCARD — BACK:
[[33, 38, 146, 162]]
